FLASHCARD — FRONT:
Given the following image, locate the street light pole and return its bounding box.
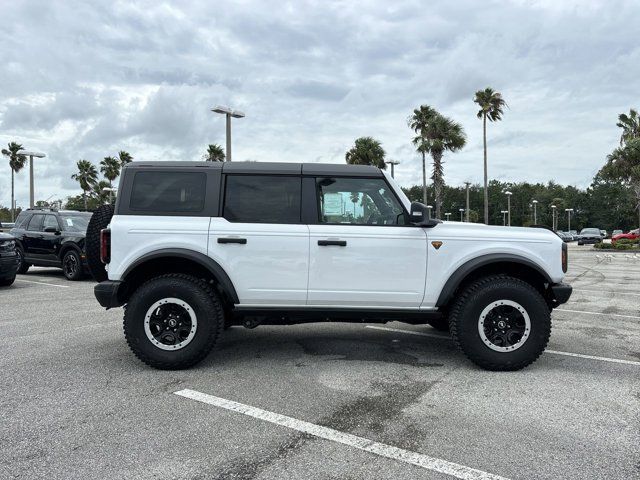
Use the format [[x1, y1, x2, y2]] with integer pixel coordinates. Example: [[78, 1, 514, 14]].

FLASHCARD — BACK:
[[532, 199, 538, 224], [459, 208, 465, 222], [212, 106, 245, 162], [565, 208, 573, 231], [464, 181, 471, 223], [505, 191, 512, 226], [551, 205, 557, 231], [501, 210, 508, 226], [426, 205, 433, 220], [385, 160, 400, 178], [19, 150, 46, 208], [445, 212, 451, 221]]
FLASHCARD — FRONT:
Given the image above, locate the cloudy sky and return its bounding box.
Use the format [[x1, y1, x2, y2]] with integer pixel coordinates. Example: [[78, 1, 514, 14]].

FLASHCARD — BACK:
[[1, 0, 639, 207]]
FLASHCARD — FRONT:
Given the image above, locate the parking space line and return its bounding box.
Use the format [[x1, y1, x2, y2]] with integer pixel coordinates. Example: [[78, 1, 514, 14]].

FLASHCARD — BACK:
[[365, 326, 640, 367], [14, 279, 69, 288], [574, 288, 640, 297], [555, 308, 640, 320], [174, 388, 510, 480]]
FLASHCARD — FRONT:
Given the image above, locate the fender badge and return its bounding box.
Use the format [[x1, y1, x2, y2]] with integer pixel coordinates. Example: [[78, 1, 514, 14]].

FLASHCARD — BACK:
[[431, 241, 443, 250]]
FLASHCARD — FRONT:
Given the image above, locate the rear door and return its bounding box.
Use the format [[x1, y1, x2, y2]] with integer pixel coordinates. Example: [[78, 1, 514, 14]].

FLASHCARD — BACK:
[[307, 176, 427, 308], [209, 174, 309, 306], [23, 214, 45, 258]]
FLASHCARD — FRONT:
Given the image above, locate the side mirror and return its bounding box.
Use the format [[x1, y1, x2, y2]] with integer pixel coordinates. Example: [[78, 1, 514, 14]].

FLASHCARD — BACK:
[[410, 202, 440, 227], [43, 226, 59, 234]]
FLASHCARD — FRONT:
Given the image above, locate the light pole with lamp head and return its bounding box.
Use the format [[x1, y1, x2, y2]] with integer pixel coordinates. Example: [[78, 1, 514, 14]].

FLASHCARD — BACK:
[[551, 204, 557, 231], [459, 208, 465, 222], [501, 210, 508, 226], [532, 199, 538, 224], [102, 187, 117, 205], [18, 150, 46, 208], [464, 181, 471, 223], [505, 191, 512, 226], [385, 160, 400, 178], [565, 208, 573, 232], [426, 205, 433, 220], [445, 212, 451, 221], [212, 106, 245, 162]]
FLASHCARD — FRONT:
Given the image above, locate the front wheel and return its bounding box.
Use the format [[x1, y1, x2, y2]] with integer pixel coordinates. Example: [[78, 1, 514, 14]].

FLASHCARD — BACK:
[[62, 250, 83, 281], [123, 274, 225, 369], [0, 275, 16, 287], [16, 248, 29, 274], [449, 275, 551, 371]]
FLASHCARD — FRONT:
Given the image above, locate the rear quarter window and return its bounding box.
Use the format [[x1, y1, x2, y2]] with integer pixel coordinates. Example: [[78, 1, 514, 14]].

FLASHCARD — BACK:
[[129, 171, 207, 213]]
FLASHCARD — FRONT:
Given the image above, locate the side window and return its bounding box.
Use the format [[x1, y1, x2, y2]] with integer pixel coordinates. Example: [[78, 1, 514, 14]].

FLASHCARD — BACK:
[[27, 214, 44, 231], [223, 175, 301, 224], [316, 177, 406, 225], [43, 215, 60, 231], [14, 213, 30, 229], [129, 171, 206, 213]]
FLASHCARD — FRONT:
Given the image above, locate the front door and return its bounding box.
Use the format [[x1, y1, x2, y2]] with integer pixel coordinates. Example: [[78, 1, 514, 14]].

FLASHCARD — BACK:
[[209, 174, 309, 306], [307, 176, 427, 308], [41, 215, 63, 261]]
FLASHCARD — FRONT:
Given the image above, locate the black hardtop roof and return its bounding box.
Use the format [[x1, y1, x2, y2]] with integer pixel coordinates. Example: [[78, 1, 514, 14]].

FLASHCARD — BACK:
[[124, 161, 383, 177]]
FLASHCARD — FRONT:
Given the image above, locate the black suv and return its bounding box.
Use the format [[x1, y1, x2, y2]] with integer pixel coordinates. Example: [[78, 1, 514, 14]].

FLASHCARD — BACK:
[[0, 233, 19, 286], [11, 208, 93, 280]]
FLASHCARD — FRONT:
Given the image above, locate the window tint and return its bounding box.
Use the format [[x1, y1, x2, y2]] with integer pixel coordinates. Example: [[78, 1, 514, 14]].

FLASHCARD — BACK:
[[60, 214, 91, 233], [43, 215, 60, 230], [130, 171, 206, 213], [224, 175, 301, 224], [14, 212, 30, 229], [316, 177, 406, 225], [27, 214, 44, 231]]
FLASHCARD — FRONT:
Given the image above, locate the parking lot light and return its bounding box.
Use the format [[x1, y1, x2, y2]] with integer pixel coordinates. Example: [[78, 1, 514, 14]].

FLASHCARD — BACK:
[[459, 208, 465, 222], [532, 199, 538, 224], [551, 205, 557, 231], [18, 149, 46, 208], [501, 210, 508, 226], [445, 212, 451, 221], [505, 191, 512, 226], [565, 208, 574, 231], [426, 205, 433, 220], [212, 105, 245, 162]]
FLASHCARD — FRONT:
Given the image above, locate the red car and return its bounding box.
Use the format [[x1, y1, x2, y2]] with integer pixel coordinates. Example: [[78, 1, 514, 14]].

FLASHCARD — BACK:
[[611, 228, 639, 244]]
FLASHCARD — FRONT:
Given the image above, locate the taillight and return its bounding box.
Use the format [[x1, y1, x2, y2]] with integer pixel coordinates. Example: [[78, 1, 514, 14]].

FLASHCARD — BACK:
[[100, 228, 111, 264], [561, 242, 568, 273]]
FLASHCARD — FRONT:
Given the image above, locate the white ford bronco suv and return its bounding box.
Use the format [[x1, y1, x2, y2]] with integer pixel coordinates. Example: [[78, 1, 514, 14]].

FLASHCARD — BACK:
[[88, 161, 571, 371]]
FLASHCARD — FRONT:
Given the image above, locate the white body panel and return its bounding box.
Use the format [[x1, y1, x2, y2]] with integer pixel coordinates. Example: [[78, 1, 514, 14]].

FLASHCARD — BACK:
[[108, 215, 210, 280], [208, 218, 309, 305], [307, 225, 427, 307]]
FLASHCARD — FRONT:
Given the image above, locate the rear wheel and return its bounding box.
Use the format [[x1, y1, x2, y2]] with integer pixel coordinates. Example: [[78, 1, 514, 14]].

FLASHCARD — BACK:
[[62, 250, 83, 281], [16, 248, 29, 274], [123, 274, 225, 369], [449, 275, 551, 371]]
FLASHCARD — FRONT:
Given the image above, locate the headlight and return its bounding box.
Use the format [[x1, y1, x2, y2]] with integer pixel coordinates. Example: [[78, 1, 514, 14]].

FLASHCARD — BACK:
[[0, 240, 16, 251]]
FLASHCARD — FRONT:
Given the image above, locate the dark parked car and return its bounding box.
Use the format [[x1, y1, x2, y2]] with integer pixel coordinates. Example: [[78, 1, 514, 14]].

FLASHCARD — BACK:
[[0, 233, 19, 286], [10, 208, 92, 280], [577, 228, 603, 245]]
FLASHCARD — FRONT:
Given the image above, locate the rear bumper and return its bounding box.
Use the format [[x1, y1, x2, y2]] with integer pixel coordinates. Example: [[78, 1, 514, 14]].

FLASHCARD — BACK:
[[94, 280, 124, 309], [550, 283, 572, 305]]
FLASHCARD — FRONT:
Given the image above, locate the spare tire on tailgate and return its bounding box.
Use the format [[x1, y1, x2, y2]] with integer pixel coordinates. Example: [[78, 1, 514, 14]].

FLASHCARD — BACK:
[[86, 204, 114, 282]]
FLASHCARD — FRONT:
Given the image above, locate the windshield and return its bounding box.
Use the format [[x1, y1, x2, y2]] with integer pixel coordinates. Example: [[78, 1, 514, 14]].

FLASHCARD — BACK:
[[580, 228, 600, 235], [60, 214, 91, 233]]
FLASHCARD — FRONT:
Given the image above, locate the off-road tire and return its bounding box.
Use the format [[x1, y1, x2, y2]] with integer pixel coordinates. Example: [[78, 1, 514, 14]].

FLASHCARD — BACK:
[[16, 248, 29, 274], [449, 275, 551, 371], [62, 250, 84, 281], [123, 274, 225, 369], [428, 316, 450, 332], [86, 204, 114, 282], [0, 275, 16, 287]]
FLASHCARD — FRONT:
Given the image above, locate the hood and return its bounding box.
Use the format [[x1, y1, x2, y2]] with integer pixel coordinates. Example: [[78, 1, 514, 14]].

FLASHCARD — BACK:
[[0, 232, 14, 241], [431, 221, 560, 243]]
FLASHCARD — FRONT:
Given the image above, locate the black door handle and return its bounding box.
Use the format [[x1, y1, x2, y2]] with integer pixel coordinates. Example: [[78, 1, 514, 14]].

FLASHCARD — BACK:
[[318, 240, 347, 247], [218, 237, 247, 244]]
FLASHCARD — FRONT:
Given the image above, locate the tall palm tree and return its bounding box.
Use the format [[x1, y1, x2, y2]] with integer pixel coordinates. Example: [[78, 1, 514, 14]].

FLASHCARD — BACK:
[[71, 160, 98, 211], [602, 138, 640, 232], [474, 88, 507, 224], [345, 137, 386, 169], [409, 105, 438, 204], [415, 113, 467, 219], [100, 156, 120, 187], [1, 142, 27, 221], [204, 144, 225, 162], [118, 150, 133, 167], [616, 108, 640, 146]]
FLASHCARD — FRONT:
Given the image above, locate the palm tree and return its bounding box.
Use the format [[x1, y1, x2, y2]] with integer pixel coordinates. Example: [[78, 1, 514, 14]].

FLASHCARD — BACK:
[[204, 144, 225, 162], [345, 137, 386, 169], [71, 160, 98, 211], [474, 88, 507, 224], [602, 138, 640, 232], [1, 142, 27, 221], [92, 180, 112, 205], [118, 150, 133, 167], [414, 113, 467, 219], [100, 156, 120, 203], [616, 108, 640, 146], [409, 105, 438, 204]]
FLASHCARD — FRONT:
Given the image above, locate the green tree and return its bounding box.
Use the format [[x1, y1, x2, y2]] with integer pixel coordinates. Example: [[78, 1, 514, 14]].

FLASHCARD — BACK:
[[1, 142, 27, 221], [92, 180, 112, 205], [616, 108, 640, 146], [474, 88, 507, 224], [100, 156, 120, 187], [601, 138, 640, 231], [118, 150, 133, 167], [204, 144, 225, 162], [345, 137, 386, 169], [71, 160, 98, 211], [409, 105, 438, 204]]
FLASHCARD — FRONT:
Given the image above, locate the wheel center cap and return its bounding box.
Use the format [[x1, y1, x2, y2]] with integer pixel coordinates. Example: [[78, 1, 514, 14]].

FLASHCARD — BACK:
[[497, 320, 506, 329], [168, 319, 177, 327]]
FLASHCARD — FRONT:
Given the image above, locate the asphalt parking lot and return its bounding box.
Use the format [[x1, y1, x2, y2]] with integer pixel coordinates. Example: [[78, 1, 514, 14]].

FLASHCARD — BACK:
[[1, 243, 638, 480]]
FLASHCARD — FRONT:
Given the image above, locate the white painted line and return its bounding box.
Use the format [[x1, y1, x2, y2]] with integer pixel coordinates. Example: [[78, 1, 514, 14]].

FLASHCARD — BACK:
[[574, 288, 640, 297], [365, 326, 639, 367], [15, 278, 69, 288], [174, 388, 509, 480], [555, 308, 640, 320]]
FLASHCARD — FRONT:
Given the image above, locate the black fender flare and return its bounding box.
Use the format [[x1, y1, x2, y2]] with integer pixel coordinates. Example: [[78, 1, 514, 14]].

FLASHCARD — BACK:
[[435, 253, 552, 307], [122, 248, 240, 304], [58, 242, 83, 260]]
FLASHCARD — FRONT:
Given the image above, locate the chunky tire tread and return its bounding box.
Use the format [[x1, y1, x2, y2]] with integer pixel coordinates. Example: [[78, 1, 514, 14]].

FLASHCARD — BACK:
[[449, 274, 551, 371], [123, 273, 225, 370], [86, 204, 114, 282], [63, 250, 84, 281], [16, 248, 29, 274]]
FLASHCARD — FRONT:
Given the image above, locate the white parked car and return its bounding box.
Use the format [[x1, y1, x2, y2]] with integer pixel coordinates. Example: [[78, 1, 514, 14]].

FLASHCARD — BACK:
[[89, 162, 572, 371]]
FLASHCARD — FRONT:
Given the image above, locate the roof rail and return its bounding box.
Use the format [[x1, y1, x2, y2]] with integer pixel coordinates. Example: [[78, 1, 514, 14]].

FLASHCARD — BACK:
[[26, 206, 58, 212]]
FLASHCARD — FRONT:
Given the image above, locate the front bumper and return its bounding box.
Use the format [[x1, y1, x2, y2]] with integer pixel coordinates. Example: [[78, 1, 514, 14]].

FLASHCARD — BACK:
[[550, 283, 572, 305], [0, 252, 19, 278], [578, 237, 600, 244], [94, 280, 124, 309]]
